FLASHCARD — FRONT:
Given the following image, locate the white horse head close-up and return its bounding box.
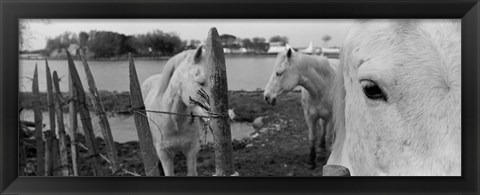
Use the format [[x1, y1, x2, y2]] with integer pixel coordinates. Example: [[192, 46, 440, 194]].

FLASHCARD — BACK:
[[327, 20, 461, 176], [142, 46, 209, 176], [264, 47, 337, 169]]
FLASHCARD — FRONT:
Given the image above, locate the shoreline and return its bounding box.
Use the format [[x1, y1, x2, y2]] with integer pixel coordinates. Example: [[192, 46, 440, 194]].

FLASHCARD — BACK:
[[20, 90, 298, 123], [19, 53, 279, 61]]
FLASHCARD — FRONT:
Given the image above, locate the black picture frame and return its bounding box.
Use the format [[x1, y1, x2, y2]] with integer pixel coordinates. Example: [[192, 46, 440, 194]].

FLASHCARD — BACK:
[[1, 0, 479, 194]]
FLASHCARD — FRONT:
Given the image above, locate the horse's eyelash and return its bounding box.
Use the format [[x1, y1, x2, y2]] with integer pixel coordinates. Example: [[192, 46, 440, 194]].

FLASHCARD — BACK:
[[360, 79, 388, 101]]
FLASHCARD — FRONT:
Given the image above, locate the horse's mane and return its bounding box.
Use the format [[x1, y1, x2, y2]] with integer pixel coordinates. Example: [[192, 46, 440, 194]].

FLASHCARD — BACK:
[[313, 55, 334, 79], [328, 50, 347, 164], [327, 21, 362, 164], [157, 50, 195, 95], [295, 53, 335, 79]]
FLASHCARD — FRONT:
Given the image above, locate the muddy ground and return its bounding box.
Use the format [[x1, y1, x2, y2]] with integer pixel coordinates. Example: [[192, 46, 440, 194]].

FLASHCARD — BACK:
[[20, 90, 330, 176]]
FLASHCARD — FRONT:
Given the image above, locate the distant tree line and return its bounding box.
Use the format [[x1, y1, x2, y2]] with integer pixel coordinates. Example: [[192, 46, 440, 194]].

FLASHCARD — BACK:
[[44, 30, 291, 58], [44, 30, 195, 58]]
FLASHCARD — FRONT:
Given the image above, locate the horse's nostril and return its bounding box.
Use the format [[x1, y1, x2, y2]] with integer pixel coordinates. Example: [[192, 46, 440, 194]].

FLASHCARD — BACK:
[[265, 96, 270, 102]]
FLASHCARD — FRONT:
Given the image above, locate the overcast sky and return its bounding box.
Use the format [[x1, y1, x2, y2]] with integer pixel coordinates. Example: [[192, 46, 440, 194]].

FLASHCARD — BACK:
[[21, 19, 355, 51]]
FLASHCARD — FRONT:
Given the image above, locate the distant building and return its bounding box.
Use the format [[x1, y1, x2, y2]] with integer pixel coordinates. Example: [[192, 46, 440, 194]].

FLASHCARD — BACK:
[[297, 41, 340, 58], [300, 41, 320, 55], [19, 53, 44, 60], [220, 34, 247, 54], [48, 44, 96, 58], [267, 42, 287, 54], [223, 47, 247, 54], [68, 44, 80, 55], [49, 43, 80, 58], [220, 34, 237, 47], [320, 47, 340, 59]]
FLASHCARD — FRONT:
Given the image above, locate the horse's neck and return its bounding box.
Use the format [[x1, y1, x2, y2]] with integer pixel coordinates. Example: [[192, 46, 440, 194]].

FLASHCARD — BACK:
[[297, 55, 334, 99], [159, 76, 189, 115]]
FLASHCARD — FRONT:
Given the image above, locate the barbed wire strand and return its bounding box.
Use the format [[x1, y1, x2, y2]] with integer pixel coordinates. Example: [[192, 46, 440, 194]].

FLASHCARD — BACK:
[[131, 110, 164, 140]]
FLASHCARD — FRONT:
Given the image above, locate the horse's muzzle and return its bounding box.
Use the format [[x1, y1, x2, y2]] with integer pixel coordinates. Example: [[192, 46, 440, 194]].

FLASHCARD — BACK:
[[322, 165, 351, 176], [264, 95, 276, 106]]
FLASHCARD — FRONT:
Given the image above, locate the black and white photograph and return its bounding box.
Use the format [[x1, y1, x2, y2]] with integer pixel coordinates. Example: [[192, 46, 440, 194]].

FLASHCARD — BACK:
[[18, 19, 461, 177]]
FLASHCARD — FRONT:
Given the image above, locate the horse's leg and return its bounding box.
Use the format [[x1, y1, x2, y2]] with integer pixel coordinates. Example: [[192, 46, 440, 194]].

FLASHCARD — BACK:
[[324, 119, 334, 152], [319, 118, 328, 150], [184, 142, 199, 176], [157, 149, 175, 176], [304, 108, 319, 169]]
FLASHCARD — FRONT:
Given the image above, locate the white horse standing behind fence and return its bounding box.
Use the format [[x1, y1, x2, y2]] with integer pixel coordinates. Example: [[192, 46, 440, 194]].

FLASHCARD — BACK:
[[142, 46, 209, 176], [327, 20, 461, 176], [264, 48, 337, 169]]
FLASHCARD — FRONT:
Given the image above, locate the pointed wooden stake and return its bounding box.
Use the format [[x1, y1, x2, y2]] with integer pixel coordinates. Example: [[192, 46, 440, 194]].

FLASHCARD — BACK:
[[129, 53, 160, 176], [32, 64, 45, 176], [205, 27, 235, 176], [66, 51, 104, 176], [68, 65, 79, 176], [44, 59, 56, 176], [44, 130, 54, 176], [52, 71, 71, 176], [79, 50, 119, 174]]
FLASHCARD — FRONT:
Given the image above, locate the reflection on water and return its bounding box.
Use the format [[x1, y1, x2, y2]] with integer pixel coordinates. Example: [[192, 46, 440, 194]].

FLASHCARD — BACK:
[[19, 56, 277, 92], [20, 110, 255, 143]]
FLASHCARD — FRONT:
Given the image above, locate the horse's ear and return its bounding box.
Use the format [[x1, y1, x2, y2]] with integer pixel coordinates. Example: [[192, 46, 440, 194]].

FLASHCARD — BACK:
[[287, 48, 293, 59], [194, 45, 203, 63]]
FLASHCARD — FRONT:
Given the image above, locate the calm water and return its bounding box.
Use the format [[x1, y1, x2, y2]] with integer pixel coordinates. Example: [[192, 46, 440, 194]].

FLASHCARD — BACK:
[[19, 56, 278, 92], [20, 110, 255, 143]]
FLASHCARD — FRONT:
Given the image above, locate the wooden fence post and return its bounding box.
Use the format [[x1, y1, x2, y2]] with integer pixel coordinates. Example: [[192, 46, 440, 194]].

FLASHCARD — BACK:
[[66, 51, 105, 176], [44, 130, 54, 176], [205, 28, 235, 176], [69, 67, 79, 176], [19, 123, 26, 176], [44, 60, 56, 176], [32, 64, 45, 176], [52, 137, 60, 176], [128, 53, 160, 176], [79, 50, 119, 174], [52, 71, 71, 176], [45, 60, 57, 137]]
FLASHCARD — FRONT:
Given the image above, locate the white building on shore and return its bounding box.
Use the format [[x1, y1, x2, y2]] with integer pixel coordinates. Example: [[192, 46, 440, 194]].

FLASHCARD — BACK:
[[267, 42, 286, 54]]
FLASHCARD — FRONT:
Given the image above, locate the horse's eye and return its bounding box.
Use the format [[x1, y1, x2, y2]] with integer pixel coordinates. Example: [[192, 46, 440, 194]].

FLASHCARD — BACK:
[[361, 80, 387, 101], [276, 72, 282, 77], [198, 81, 205, 87]]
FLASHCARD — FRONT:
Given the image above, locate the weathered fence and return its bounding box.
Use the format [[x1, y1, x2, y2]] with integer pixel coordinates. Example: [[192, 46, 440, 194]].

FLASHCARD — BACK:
[[23, 28, 237, 176], [53, 71, 71, 176], [44, 61, 56, 176], [66, 51, 105, 176], [32, 64, 45, 176], [44, 130, 54, 176], [205, 27, 236, 176], [128, 53, 161, 176], [68, 67, 79, 176], [80, 50, 120, 174]]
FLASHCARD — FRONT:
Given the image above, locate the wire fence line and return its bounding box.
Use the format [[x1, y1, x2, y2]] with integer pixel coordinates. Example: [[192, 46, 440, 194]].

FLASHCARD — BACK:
[[112, 107, 229, 119], [111, 88, 229, 119]]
